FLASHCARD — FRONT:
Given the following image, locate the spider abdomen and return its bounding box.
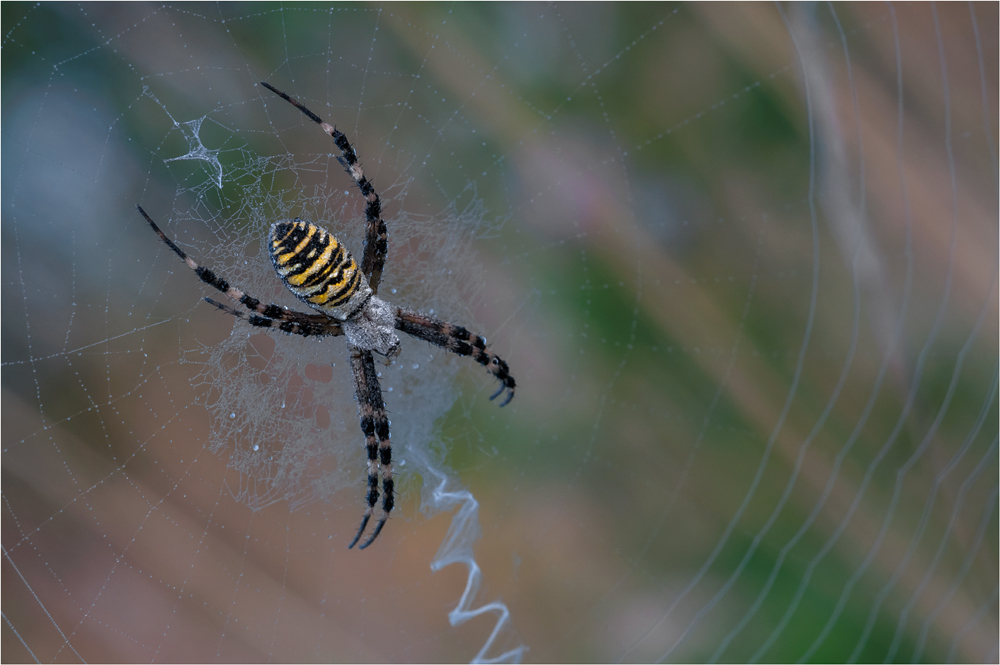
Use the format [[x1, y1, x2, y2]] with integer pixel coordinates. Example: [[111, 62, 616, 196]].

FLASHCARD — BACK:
[[269, 219, 372, 320]]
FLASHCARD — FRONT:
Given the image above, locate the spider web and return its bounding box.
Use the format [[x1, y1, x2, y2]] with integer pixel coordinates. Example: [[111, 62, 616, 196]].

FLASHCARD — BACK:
[[3, 3, 997, 663]]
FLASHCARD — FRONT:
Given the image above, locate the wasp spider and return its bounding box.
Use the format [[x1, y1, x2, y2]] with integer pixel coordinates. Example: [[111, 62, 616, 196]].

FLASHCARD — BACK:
[[137, 81, 515, 549]]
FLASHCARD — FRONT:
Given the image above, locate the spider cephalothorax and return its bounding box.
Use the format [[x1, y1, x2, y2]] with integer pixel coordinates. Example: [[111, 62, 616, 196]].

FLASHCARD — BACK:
[[137, 81, 514, 549]]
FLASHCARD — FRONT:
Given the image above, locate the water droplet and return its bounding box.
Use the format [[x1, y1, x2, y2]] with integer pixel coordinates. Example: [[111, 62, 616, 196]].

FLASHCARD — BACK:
[[252, 444, 259, 451], [412, 363, 419, 370], [230, 413, 236, 419]]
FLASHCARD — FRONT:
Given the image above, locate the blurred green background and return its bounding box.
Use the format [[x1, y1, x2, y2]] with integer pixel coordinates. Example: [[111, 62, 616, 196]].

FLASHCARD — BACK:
[[3, 3, 997, 662]]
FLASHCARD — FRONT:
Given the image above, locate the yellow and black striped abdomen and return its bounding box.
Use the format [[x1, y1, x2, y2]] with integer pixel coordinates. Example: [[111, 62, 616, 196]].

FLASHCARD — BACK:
[[269, 219, 372, 320]]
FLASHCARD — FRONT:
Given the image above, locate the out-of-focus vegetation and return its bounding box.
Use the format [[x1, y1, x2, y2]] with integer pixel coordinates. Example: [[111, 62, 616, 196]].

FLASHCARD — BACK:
[[3, 3, 996, 662]]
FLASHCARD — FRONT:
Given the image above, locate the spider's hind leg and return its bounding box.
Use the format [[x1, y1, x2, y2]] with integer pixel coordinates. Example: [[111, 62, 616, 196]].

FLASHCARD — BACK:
[[203, 298, 343, 338], [136, 205, 322, 328], [260, 82, 390, 294]]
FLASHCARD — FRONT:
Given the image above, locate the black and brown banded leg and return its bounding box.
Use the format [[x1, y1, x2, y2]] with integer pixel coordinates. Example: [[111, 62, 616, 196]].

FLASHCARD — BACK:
[[260, 82, 390, 294], [348, 347, 394, 549], [395, 307, 516, 407], [203, 298, 343, 338], [136, 205, 318, 327]]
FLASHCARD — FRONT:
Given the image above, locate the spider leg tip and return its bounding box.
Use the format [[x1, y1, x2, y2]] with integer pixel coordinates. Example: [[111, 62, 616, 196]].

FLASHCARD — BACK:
[[135, 205, 153, 223], [489, 381, 514, 407], [348, 513, 372, 549], [357, 517, 387, 550]]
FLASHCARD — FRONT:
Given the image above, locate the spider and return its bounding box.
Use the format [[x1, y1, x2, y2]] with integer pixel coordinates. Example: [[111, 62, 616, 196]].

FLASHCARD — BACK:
[[136, 81, 515, 550]]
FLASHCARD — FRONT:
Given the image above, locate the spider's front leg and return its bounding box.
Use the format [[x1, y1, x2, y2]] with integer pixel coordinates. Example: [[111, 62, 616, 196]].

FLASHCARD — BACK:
[[347, 347, 394, 549], [395, 307, 516, 406]]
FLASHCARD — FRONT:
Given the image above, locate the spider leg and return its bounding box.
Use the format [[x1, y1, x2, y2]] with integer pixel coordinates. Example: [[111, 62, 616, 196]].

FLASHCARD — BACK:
[[203, 298, 343, 338], [137, 205, 323, 326], [260, 82, 389, 294], [395, 307, 516, 407], [347, 347, 394, 549]]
